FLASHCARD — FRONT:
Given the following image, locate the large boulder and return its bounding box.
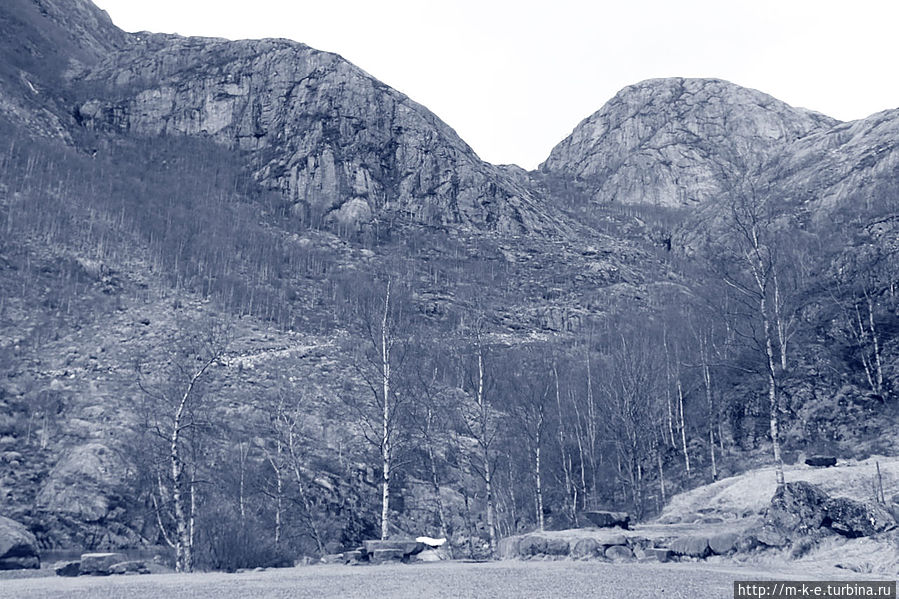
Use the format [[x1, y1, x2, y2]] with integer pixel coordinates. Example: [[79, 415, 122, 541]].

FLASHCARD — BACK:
[[598, 533, 628, 547], [669, 536, 710, 558], [805, 456, 837, 467], [79, 552, 126, 575], [414, 549, 450, 562], [517, 535, 568, 557], [824, 497, 896, 538], [108, 560, 149, 575], [641, 548, 672, 563], [764, 481, 830, 540], [708, 532, 739, 555], [764, 481, 894, 541], [0, 515, 40, 570], [369, 548, 405, 564], [54, 560, 81, 576], [362, 539, 424, 558], [582, 511, 630, 529], [570, 538, 602, 559], [496, 536, 522, 560], [604, 545, 634, 561]]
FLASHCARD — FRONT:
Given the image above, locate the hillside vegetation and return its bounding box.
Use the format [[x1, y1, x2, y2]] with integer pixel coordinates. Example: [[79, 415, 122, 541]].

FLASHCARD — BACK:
[[0, 0, 896, 571]]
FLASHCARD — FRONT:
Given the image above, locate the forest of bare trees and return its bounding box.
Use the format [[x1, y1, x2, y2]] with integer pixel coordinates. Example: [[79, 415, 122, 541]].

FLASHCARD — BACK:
[[1, 122, 896, 568]]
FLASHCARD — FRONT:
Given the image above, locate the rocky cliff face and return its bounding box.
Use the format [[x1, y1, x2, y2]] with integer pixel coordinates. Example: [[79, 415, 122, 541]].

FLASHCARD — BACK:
[[769, 108, 899, 218], [539, 78, 838, 207], [70, 35, 564, 237]]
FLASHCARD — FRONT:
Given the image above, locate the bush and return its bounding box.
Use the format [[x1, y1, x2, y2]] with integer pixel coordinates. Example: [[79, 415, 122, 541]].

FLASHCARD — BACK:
[[195, 505, 294, 572]]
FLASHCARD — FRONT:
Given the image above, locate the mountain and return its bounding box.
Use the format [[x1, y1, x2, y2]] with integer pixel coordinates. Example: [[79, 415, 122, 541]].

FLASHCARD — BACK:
[[0, 0, 896, 569], [539, 78, 837, 207]]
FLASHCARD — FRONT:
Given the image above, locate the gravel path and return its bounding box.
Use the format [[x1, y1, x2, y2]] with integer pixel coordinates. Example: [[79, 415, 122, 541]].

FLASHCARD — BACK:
[[0, 560, 845, 599]]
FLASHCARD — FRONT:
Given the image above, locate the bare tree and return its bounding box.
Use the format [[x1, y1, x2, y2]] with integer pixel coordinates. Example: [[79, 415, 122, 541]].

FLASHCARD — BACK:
[[715, 178, 787, 486], [137, 317, 229, 572], [457, 326, 500, 553], [344, 277, 411, 540]]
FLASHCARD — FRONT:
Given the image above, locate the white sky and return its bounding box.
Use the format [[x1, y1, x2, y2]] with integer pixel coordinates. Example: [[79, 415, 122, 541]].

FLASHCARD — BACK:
[[92, 0, 899, 170]]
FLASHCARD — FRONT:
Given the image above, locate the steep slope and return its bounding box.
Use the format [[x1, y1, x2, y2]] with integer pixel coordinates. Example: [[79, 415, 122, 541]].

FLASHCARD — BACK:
[[0, 0, 125, 139], [770, 108, 899, 218], [0, 0, 670, 556], [70, 36, 564, 237], [539, 78, 837, 207]]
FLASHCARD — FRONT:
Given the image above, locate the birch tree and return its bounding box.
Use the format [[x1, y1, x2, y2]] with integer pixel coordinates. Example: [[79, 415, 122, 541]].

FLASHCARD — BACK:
[[345, 278, 411, 540], [137, 318, 229, 572]]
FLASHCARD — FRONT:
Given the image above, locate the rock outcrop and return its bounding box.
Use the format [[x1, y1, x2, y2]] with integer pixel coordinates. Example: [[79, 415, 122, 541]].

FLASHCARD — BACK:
[[763, 481, 896, 542], [36, 443, 130, 523], [539, 78, 836, 208], [70, 34, 565, 237], [0, 515, 40, 570]]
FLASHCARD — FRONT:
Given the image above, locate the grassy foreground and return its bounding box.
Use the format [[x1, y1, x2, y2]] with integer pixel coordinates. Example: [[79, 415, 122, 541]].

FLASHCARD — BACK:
[[0, 560, 874, 599]]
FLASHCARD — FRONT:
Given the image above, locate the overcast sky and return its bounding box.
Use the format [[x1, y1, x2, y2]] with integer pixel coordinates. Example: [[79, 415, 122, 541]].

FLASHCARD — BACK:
[[92, 0, 899, 170]]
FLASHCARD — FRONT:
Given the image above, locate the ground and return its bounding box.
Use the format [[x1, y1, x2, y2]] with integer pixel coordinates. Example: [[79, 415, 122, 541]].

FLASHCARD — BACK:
[[0, 561, 881, 599]]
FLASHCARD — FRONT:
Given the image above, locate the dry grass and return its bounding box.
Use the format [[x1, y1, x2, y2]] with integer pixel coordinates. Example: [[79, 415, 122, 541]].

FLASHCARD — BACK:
[[0, 560, 881, 599], [660, 456, 899, 521]]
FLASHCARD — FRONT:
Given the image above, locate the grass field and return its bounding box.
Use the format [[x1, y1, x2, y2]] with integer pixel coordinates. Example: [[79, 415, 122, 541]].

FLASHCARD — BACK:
[[0, 560, 877, 599]]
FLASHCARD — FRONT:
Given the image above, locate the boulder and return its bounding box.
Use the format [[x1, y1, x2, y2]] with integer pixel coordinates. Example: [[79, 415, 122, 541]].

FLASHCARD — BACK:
[[641, 548, 672, 563], [582, 511, 630, 529], [362, 540, 424, 557], [414, 549, 449, 562], [496, 536, 522, 560], [824, 497, 896, 538], [517, 535, 547, 556], [55, 560, 81, 576], [319, 553, 344, 564], [109, 560, 149, 575], [669, 536, 710, 558], [0, 515, 39, 570], [342, 550, 363, 563], [0, 556, 40, 569], [805, 456, 837, 467], [753, 525, 788, 548], [369, 548, 405, 564], [517, 535, 568, 556], [79, 552, 126, 575], [735, 532, 761, 552], [708, 532, 739, 555], [599, 533, 628, 547], [604, 545, 634, 561], [570, 538, 601, 559], [764, 481, 830, 539], [543, 538, 570, 556]]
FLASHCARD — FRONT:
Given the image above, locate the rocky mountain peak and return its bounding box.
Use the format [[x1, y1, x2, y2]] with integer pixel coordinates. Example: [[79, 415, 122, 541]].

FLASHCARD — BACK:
[[539, 77, 839, 207]]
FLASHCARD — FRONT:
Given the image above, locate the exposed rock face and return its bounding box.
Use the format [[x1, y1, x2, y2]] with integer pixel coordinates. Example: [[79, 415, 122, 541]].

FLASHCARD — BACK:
[[0, 515, 39, 570], [36, 443, 130, 523], [540, 78, 836, 207], [0, 0, 126, 139], [767, 109, 899, 219], [71, 35, 563, 237]]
